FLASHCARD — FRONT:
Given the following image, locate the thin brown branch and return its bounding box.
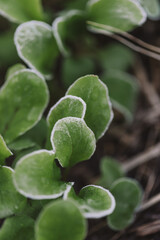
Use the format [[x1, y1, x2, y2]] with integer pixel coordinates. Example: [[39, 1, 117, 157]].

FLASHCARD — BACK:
[[139, 193, 160, 212], [123, 142, 160, 172]]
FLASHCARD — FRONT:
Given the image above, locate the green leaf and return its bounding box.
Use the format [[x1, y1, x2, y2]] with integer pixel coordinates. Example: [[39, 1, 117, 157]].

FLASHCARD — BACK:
[[6, 63, 26, 81], [13, 150, 69, 199], [62, 56, 95, 88], [66, 75, 113, 140], [52, 10, 85, 56], [64, 184, 115, 218], [99, 157, 125, 189], [0, 69, 49, 144], [51, 117, 96, 168], [0, 135, 12, 165], [65, 0, 88, 10], [102, 70, 139, 122], [108, 178, 142, 230], [0, 28, 18, 68], [35, 200, 87, 240], [47, 95, 86, 137], [0, 166, 26, 219], [98, 43, 134, 71], [14, 21, 59, 79], [8, 137, 36, 151], [87, 0, 147, 32], [139, 0, 160, 20], [0, 0, 44, 23], [0, 216, 35, 240]]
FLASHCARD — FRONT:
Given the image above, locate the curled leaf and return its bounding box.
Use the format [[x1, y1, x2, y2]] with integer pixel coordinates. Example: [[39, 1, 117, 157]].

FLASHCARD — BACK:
[[51, 117, 96, 168], [0, 69, 49, 144], [14, 21, 59, 79], [13, 150, 69, 199], [64, 184, 115, 218], [66, 75, 113, 140]]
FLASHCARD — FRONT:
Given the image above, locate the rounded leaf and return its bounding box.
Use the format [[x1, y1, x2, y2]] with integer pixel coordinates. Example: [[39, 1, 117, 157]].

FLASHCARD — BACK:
[[139, 0, 160, 20], [0, 69, 49, 144], [52, 10, 85, 56], [0, 216, 35, 240], [102, 70, 139, 122], [51, 117, 96, 168], [66, 75, 113, 140], [0, 166, 26, 219], [35, 200, 87, 240], [99, 157, 124, 189], [47, 95, 86, 134], [14, 21, 59, 79], [64, 185, 115, 219], [13, 150, 69, 199], [108, 178, 142, 230], [0, 135, 12, 165], [87, 0, 146, 32]]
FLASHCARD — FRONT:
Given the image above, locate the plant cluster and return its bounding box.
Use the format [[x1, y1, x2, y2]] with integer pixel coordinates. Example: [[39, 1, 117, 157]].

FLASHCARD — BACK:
[[0, 0, 159, 239]]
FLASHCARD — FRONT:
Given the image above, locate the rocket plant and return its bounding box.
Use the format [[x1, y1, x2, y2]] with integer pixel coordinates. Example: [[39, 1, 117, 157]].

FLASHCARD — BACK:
[[0, 0, 149, 239]]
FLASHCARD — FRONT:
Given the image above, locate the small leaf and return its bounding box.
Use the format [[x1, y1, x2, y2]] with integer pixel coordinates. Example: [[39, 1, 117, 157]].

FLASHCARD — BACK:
[[8, 137, 36, 151], [87, 0, 147, 32], [108, 178, 142, 230], [62, 56, 95, 88], [35, 200, 87, 240], [51, 117, 96, 168], [14, 21, 59, 79], [13, 150, 69, 199], [102, 70, 139, 122], [52, 10, 85, 56], [0, 166, 26, 219], [99, 157, 125, 189], [0, 135, 12, 165], [66, 75, 113, 140], [6, 63, 26, 80], [0, 69, 49, 144], [98, 43, 134, 71], [0, 215, 35, 240], [47, 95, 86, 136], [0, 0, 44, 23], [64, 185, 115, 219], [139, 0, 160, 20]]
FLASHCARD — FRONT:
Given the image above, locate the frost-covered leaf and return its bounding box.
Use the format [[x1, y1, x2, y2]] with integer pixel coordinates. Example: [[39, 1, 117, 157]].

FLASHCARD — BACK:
[[66, 75, 113, 140], [102, 70, 139, 122], [51, 117, 96, 168], [139, 0, 160, 20], [0, 0, 44, 23], [13, 150, 69, 199], [0, 69, 49, 144], [6, 63, 26, 80], [14, 21, 59, 79], [0, 135, 12, 165], [52, 10, 85, 56], [87, 0, 146, 32], [108, 178, 142, 230], [62, 56, 95, 88], [0, 166, 26, 219], [0, 216, 35, 240], [64, 185, 115, 218], [99, 157, 124, 189], [35, 200, 87, 240], [99, 43, 134, 71], [47, 96, 86, 136]]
